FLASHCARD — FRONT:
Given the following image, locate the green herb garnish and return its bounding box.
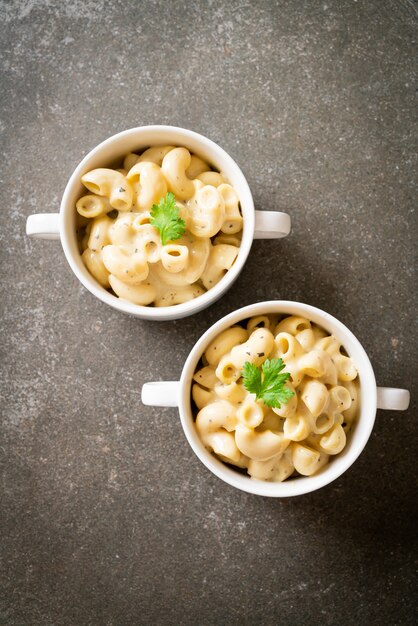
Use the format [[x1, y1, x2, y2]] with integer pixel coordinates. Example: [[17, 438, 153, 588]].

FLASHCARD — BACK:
[[150, 192, 186, 245], [242, 358, 295, 408]]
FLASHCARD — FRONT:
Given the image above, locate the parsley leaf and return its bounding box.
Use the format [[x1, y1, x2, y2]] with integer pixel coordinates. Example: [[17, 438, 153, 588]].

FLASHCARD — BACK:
[[242, 358, 294, 408], [150, 192, 186, 245]]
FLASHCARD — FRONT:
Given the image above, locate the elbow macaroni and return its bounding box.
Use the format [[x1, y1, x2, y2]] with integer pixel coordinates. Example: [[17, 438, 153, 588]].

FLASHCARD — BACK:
[[193, 314, 360, 482], [76, 146, 242, 307]]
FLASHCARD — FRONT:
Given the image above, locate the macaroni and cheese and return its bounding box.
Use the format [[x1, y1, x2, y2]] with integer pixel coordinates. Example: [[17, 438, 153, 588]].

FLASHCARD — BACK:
[[76, 146, 242, 306], [193, 314, 360, 482]]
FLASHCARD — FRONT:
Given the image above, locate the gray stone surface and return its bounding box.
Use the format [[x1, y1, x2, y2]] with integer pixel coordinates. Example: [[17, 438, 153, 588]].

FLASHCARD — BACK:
[[1, 0, 417, 624]]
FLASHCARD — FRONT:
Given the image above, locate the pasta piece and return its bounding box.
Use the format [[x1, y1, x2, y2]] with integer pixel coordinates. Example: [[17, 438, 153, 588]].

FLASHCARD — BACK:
[[81, 249, 110, 287], [200, 244, 239, 290], [274, 332, 306, 386], [311, 413, 333, 435], [283, 404, 314, 442], [205, 327, 248, 366], [335, 355, 358, 382], [315, 336, 358, 381], [248, 448, 294, 482], [108, 213, 135, 247], [192, 383, 216, 410], [215, 355, 241, 385], [160, 244, 189, 273], [213, 233, 242, 247], [257, 410, 284, 433], [188, 185, 225, 238], [102, 245, 149, 285], [246, 315, 272, 332], [87, 215, 112, 251], [196, 400, 237, 434], [236, 397, 265, 429], [161, 147, 195, 200], [300, 379, 329, 418], [295, 328, 316, 352], [235, 424, 290, 461], [206, 431, 242, 464], [196, 171, 225, 187], [327, 386, 352, 415], [214, 381, 248, 404], [186, 178, 204, 208], [132, 212, 152, 229], [230, 328, 275, 369], [291, 443, 329, 476], [271, 381, 297, 419], [137, 145, 175, 166], [76, 194, 111, 218], [127, 161, 167, 211], [186, 154, 210, 179], [314, 335, 340, 354], [318, 423, 346, 455], [274, 316, 311, 336], [271, 449, 295, 482], [154, 283, 205, 307], [298, 350, 338, 386], [152, 233, 210, 287], [123, 152, 140, 171], [298, 350, 330, 378], [108, 275, 156, 305], [218, 183, 243, 234], [135, 224, 162, 263], [224, 454, 250, 470], [248, 452, 284, 480], [81, 168, 133, 211], [341, 379, 359, 426], [193, 366, 218, 390]]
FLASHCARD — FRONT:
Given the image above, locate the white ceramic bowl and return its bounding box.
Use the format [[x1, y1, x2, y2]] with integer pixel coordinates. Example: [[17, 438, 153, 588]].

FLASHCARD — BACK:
[[142, 301, 410, 497], [26, 126, 291, 320]]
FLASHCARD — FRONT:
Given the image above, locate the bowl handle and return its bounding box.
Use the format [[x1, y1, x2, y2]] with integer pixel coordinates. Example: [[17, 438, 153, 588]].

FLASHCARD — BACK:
[[377, 387, 410, 411], [26, 214, 60, 240], [141, 381, 180, 407], [254, 210, 291, 239]]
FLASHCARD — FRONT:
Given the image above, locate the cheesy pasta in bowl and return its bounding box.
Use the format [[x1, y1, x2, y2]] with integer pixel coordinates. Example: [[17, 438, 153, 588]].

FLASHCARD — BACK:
[[192, 314, 359, 482], [76, 145, 244, 308], [142, 301, 410, 497]]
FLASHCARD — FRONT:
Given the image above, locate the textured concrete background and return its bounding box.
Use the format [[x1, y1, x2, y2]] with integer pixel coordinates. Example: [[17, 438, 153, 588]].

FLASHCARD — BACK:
[[1, 1, 417, 624]]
